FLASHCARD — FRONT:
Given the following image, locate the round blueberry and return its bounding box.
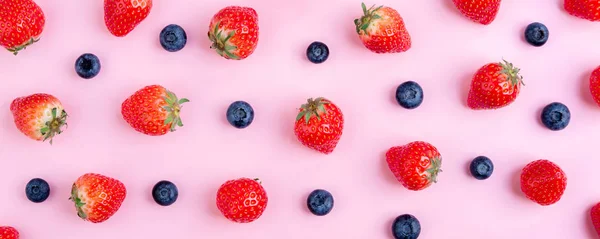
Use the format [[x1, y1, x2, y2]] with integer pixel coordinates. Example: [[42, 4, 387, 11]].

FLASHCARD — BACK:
[[152, 180, 178, 206], [226, 101, 254, 129], [541, 102, 570, 131], [307, 189, 334, 216], [74, 53, 101, 79], [395, 81, 424, 109], [392, 214, 421, 239], [25, 178, 50, 203], [470, 156, 494, 180], [306, 41, 329, 64], [160, 24, 187, 52], [525, 22, 549, 47]]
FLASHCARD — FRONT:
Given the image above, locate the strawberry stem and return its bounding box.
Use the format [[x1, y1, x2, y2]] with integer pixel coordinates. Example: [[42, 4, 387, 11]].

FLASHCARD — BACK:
[[69, 185, 88, 220], [7, 37, 40, 56], [426, 157, 442, 183], [354, 2, 383, 35], [296, 97, 330, 124], [162, 90, 189, 132], [499, 59, 524, 87], [208, 21, 240, 60], [40, 108, 68, 145]]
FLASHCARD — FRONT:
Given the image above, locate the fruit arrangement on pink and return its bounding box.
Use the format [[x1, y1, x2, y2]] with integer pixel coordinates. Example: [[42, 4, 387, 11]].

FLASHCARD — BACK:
[[2, 0, 600, 238]]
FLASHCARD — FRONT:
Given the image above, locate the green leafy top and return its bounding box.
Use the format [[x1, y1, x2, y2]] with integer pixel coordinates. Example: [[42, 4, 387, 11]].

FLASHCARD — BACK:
[[296, 97, 330, 124], [499, 59, 524, 87], [41, 107, 68, 145], [426, 156, 442, 184], [354, 2, 383, 35], [162, 90, 190, 132], [208, 21, 239, 60], [69, 184, 87, 220], [7, 37, 40, 56]]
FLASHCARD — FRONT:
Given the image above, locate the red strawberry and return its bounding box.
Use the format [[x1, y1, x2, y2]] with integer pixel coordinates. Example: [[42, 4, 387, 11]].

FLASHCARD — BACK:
[[589, 66, 600, 106], [386, 141, 442, 191], [0, 0, 45, 55], [564, 0, 600, 21], [10, 93, 68, 144], [354, 3, 411, 53], [591, 202, 600, 236], [208, 6, 259, 60], [69, 173, 127, 223], [0, 226, 19, 239], [452, 0, 501, 25], [467, 59, 524, 110], [121, 85, 189, 136], [294, 97, 344, 154], [520, 160, 567, 206], [104, 0, 152, 37], [216, 178, 268, 223]]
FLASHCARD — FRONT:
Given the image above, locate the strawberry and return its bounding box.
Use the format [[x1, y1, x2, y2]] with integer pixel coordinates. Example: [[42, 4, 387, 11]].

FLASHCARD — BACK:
[[104, 0, 152, 37], [467, 59, 524, 110], [121, 85, 189, 136], [354, 3, 411, 53], [386, 141, 442, 191], [452, 0, 501, 25], [208, 6, 259, 60], [589, 66, 600, 106], [216, 178, 268, 223], [10, 93, 68, 144], [294, 97, 344, 154], [520, 160, 567, 206], [0, 226, 19, 239], [591, 202, 600, 237], [69, 173, 127, 223], [564, 0, 600, 21], [0, 0, 45, 55]]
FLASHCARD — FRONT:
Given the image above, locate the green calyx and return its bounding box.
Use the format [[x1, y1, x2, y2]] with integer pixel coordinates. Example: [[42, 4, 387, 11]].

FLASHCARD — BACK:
[[7, 37, 40, 56], [40, 108, 68, 145], [208, 21, 239, 60], [499, 59, 525, 87], [69, 184, 87, 220], [162, 90, 189, 132], [426, 157, 442, 184], [296, 97, 330, 124], [354, 2, 383, 35]]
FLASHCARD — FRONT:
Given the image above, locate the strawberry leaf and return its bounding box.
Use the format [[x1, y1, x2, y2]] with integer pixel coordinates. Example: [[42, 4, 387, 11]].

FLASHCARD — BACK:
[[361, 2, 368, 15], [178, 98, 190, 104], [164, 114, 174, 125]]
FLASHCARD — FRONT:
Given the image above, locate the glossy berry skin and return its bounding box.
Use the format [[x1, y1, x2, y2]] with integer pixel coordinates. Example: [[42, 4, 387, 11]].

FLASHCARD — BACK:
[[524, 22, 549, 47], [392, 214, 421, 239], [216, 178, 268, 223], [0, 0, 45, 55], [520, 160, 567, 206], [0, 227, 19, 239], [541, 102, 570, 131], [386, 141, 442, 191], [152, 180, 178, 206], [75, 53, 101, 79], [307, 189, 334, 216], [226, 101, 254, 129], [208, 6, 259, 60], [395, 81, 423, 109], [452, 0, 501, 25], [104, 0, 152, 37], [354, 3, 411, 53], [306, 42, 329, 64], [589, 66, 600, 106], [591, 202, 600, 237], [25, 178, 50, 203], [70, 173, 127, 223], [121, 85, 189, 136], [294, 98, 344, 154], [467, 60, 524, 110], [10, 93, 68, 144], [160, 24, 187, 52], [469, 156, 494, 180], [564, 0, 600, 21]]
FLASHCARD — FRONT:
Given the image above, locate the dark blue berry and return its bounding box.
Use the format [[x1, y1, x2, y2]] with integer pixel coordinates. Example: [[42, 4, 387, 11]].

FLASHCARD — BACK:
[[525, 22, 549, 47], [25, 178, 50, 203], [160, 24, 187, 52], [392, 214, 421, 239], [541, 102, 570, 131], [226, 101, 254, 129], [470, 156, 494, 180], [307, 189, 334, 216], [395, 81, 424, 109], [152, 180, 178, 206], [306, 41, 329, 64], [74, 53, 101, 79]]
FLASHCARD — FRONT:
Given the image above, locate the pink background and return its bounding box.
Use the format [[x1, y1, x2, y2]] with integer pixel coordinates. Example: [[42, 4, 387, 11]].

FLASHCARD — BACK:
[[2, 0, 600, 238]]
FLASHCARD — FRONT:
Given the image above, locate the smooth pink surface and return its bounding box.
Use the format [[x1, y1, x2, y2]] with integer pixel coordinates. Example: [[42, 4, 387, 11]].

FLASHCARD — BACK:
[[2, 0, 600, 238]]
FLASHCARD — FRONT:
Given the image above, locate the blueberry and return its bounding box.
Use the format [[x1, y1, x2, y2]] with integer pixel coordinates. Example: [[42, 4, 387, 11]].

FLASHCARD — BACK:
[[392, 214, 421, 239], [307, 189, 334, 216], [226, 101, 254, 129], [74, 53, 101, 79], [395, 81, 424, 109], [152, 180, 178, 206], [470, 156, 494, 180], [541, 102, 570, 131], [525, 22, 549, 47], [306, 41, 329, 64], [160, 24, 187, 52], [25, 178, 50, 203]]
